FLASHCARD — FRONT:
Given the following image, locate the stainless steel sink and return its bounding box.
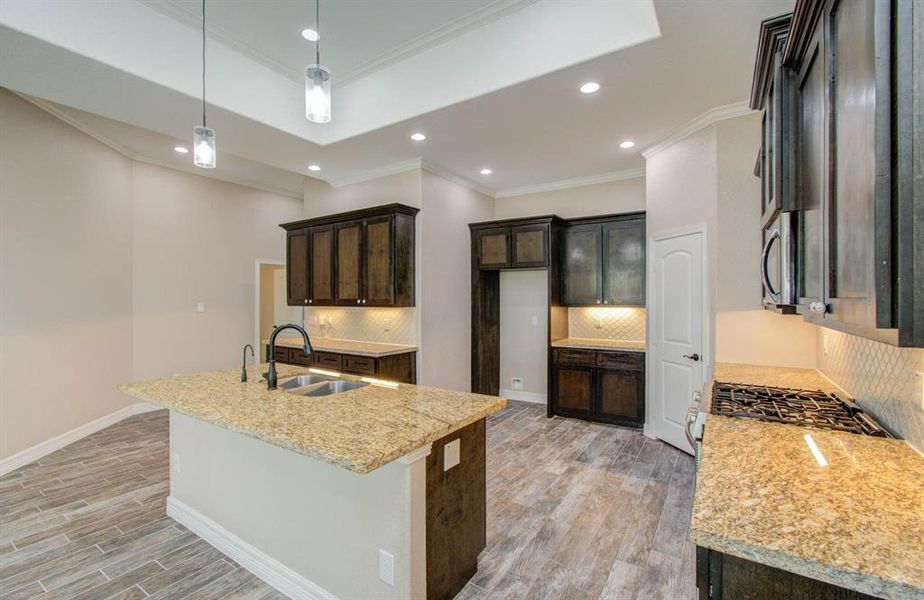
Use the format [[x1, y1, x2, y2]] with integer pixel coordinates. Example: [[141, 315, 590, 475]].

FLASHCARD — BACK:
[[301, 380, 369, 397], [280, 374, 333, 391]]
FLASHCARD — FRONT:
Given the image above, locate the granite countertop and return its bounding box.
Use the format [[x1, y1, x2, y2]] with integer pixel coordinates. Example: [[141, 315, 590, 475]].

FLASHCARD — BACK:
[[120, 363, 505, 474], [264, 336, 417, 358], [692, 362, 924, 599], [551, 337, 646, 352]]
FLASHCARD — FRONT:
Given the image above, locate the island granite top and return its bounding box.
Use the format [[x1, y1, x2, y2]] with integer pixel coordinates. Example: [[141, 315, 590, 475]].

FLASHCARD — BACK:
[[120, 363, 504, 474], [692, 363, 924, 599]]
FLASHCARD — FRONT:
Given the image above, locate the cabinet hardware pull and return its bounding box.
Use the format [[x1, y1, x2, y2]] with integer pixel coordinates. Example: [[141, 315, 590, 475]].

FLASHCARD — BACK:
[[809, 302, 828, 315]]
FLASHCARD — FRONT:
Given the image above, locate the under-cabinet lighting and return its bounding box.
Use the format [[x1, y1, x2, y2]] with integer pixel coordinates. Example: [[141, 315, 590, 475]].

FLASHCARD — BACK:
[[361, 377, 400, 389], [804, 434, 828, 467], [309, 367, 341, 378]]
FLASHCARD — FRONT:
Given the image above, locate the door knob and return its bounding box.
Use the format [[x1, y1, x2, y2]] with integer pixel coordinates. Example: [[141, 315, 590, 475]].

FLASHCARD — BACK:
[[683, 353, 701, 362]]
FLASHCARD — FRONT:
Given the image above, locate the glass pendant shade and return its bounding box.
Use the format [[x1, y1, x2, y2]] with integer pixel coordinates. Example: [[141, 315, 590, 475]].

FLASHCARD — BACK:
[[193, 126, 216, 169], [305, 64, 331, 123]]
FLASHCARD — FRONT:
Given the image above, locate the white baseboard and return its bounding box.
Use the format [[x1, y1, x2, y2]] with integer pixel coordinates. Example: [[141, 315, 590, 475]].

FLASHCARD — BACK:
[[499, 389, 547, 404], [0, 402, 159, 476], [166, 497, 336, 600]]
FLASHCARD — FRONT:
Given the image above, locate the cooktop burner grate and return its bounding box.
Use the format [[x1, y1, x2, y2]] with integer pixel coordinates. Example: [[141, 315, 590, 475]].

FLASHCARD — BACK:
[[711, 383, 893, 438]]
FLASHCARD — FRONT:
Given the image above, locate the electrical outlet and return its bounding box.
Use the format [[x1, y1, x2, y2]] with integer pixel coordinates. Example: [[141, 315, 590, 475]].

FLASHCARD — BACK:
[[173, 452, 181, 474], [595, 318, 604, 329], [379, 550, 394, 586], [444, 439, 461, 471], [196, 302, 206, 313], [531, 315, 539, 326], [822, 334, 828, 356], [511, 377, 523, 391], [383, 318, 392, 332]]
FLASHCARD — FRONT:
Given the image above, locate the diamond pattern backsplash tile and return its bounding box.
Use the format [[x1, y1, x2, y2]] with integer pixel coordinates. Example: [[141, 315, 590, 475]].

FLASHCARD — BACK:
[[818, 329, 924, 451], [568, 307, 647, 341], [303, 307, 418, 346]]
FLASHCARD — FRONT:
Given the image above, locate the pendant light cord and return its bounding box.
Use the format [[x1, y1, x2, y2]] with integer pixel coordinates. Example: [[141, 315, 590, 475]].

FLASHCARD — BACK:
[[315, 0, 320, 65], [201, 0, 207, 128]]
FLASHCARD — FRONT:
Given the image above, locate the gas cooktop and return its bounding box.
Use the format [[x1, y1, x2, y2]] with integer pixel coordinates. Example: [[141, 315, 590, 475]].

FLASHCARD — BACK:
[[711, 382, 894, 438]]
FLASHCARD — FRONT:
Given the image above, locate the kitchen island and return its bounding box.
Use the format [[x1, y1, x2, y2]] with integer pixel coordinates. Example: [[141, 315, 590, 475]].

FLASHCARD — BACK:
[[691, 363, 924, 600], [120, 363, 505, 600]]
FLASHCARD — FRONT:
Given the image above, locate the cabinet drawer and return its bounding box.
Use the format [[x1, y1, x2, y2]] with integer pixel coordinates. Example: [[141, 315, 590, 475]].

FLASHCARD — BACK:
[[552, 348, 595, 366], [596, 351, 643, 370], [273, 346, 291, 363], [289, 349, 313, 366], [343, 354, 376, 375], [313, 352, 343, 370]]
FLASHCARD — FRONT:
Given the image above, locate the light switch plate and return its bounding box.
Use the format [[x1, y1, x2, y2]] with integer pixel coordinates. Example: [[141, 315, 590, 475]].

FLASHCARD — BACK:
[[196, 302, 206, 313], [916, 372, 924, 410], [379, 549, 394, 586], [444, 439, 461, 471]]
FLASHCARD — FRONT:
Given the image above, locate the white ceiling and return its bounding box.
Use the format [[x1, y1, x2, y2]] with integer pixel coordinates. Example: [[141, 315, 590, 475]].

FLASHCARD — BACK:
[[0, 0, 792, 196]]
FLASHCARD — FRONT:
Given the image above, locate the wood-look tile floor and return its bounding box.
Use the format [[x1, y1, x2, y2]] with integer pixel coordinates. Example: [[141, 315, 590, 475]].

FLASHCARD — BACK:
[[0, 401, 695, 600]]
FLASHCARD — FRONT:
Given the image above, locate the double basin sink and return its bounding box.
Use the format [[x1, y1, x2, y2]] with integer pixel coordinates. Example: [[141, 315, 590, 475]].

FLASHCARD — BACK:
[[279, 374, 368, 397]]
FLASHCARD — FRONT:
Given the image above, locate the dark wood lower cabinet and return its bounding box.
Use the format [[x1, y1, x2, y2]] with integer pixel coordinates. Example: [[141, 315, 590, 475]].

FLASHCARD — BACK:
[[697, 547, 876, 600], [266, 346, 417, 384], [550, 348, 645, 427]]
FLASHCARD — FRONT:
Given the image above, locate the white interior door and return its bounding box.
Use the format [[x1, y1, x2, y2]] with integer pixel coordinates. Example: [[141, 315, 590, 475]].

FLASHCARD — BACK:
[[651, 230, 705, 453]]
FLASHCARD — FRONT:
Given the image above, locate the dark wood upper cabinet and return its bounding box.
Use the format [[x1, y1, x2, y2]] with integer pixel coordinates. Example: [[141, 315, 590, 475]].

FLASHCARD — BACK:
[[281, 204, 418, 308], [562, 214, 646, 307], [751, 0, 923, 346], [309, 226, 334, 305], [335, 220, 363, 305], [476, 227, 510, 269], [286, 229, 309, 305], [510, 224, 548, 268], [603, 219, 645, 306], [562, 225, 602, 305]]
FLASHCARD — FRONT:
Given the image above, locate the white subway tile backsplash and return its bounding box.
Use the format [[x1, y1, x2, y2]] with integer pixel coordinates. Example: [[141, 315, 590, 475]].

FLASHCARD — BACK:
[[817, 329, 924, 451]]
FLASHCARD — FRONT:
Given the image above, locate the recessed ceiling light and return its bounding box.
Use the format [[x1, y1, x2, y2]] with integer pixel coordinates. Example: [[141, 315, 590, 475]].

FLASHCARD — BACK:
[[480, 168, 493, 175], [619, 140, 636, 149], [579, 81, 601, 94], [410, 132, 426, 141], [308, 164, 321, 172], [174, 146, 189, 154], [301, 28, 319, 42]]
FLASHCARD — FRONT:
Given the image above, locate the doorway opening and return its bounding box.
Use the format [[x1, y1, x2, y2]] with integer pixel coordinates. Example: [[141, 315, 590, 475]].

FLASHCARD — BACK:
[[254, 259, 304, 359]]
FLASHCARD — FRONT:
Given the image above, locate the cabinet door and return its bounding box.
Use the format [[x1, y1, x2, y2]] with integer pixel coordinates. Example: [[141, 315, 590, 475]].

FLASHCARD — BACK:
[[309, 225, 334, 305], [596, 369, 643, 425], [602, 219, 645, 306], [825, 0, 883, 329], [364, 215, 395, 306], [477, 227, 510, 269], [795, 29, 826, 308], [286, 229, 309, 305], [510, 225, 548, 268], [335, 220, 363, 305], [551, 365, 594, 417], [562, 225, 602, 305]]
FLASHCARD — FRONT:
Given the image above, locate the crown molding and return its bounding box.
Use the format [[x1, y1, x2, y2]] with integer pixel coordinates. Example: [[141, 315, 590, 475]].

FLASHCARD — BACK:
[[135, 0, 537, 87], [327, 158, 424, 188], [641, 101, 754, 158], [420, 161, 495, 197], [18, 92, 303, 200], [495, 167, 645, 199]]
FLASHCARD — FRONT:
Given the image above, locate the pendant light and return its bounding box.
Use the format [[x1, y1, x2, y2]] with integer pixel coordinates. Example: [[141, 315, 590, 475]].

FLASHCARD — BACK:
[[305, 0, 331, 123], [194, 0, 216, 168]]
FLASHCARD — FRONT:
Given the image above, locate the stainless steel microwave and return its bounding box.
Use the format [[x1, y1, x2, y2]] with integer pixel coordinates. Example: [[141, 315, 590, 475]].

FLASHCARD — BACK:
[[761, 210, 797, 310]]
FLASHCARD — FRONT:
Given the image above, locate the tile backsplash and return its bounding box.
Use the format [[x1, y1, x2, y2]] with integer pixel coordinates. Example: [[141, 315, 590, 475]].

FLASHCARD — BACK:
[[302, 307, 418, 346], [568, 307, 647, 341], [817, 329, 924, 451]]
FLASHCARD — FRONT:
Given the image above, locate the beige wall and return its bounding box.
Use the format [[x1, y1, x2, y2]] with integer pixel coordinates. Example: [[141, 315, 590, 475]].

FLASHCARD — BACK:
[[0, 89, 302, 461], [303, 170, 422, 217], [419, 171, 494, 391], [259, 264, 277, 343], [499, 270, 548, 399], [0, 89, 134, 459], [493, 176, 645, 220], [131, 162, 301, 380]]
